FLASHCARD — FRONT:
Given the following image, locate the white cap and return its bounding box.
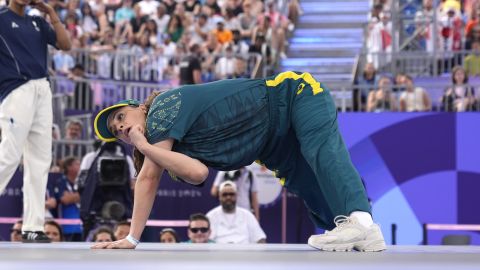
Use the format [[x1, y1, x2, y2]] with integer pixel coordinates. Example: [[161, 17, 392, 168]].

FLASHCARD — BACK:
[[219, 180, 237, 193]]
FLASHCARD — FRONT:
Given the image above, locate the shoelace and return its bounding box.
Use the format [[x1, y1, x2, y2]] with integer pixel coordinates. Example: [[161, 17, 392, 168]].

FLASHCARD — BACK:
[[325, 215, 352, 235]]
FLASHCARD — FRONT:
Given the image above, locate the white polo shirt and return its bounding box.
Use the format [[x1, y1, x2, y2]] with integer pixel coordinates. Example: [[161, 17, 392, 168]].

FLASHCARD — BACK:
[[207, 206, 266, 244]]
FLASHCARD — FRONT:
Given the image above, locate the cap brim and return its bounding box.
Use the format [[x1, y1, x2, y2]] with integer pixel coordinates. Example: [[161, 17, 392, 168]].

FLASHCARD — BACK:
[[94, 104, 130, 142]]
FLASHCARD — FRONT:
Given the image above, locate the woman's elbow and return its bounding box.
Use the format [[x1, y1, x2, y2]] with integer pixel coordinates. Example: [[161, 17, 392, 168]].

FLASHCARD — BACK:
[[190, 166, 209, 184]]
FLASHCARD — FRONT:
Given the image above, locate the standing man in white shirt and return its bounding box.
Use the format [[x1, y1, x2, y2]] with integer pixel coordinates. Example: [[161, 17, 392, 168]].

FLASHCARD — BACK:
[[211, 167, 260, 220], [207, 181, 266, 244]]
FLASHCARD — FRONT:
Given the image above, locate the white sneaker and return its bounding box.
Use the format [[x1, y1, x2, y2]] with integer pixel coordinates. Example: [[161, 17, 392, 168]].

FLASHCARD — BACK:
[[308, 215, 386, 252]]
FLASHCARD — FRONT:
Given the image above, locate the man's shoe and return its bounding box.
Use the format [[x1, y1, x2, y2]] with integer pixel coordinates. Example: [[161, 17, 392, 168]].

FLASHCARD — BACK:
[[22, 231, 52, 243], [308, 215, 386, 252]]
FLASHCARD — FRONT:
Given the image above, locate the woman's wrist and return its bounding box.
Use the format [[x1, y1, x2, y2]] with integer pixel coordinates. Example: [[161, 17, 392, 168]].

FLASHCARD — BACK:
[[126, 234, 140, 246]]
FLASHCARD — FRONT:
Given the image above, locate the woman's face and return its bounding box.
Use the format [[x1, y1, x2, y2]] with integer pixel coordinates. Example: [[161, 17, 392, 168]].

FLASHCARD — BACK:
[[160, 232, 177, 243], [107, 105, 147, 145], [45, 224, 62, 242], [454, 69, 466, 84], [95, 232, 113, 242]]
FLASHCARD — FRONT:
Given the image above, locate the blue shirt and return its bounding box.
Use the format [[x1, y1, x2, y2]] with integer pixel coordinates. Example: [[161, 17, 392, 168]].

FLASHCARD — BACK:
[[54, 175, 82, 234], [0, 7, 57, 102]]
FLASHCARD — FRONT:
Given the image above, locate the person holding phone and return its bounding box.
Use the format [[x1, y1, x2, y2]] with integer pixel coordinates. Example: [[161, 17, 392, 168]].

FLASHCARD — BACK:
[[0, 0, 71, 243]]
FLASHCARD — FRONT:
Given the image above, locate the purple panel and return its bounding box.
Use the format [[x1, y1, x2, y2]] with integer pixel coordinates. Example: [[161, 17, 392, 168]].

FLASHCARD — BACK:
[[349, 138, 397, 202], [457, 172, 480, 224], [399, 171, 457, 224], [338, 113, 423, 148], [370, 114, 456, 185], [456, 114, 480, 174]]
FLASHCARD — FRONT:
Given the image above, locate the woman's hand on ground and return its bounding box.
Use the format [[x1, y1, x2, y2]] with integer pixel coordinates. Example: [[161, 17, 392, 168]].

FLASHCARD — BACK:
[[91, 238, 136, 249]]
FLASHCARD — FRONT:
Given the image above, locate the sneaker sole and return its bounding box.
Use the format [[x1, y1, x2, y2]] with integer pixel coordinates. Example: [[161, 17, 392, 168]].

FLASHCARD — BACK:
[[308, 239, 386, 252]]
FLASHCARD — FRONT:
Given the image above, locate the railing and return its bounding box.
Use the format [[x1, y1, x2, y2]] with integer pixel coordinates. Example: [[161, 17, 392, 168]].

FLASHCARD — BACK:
[[362, 50, 477, 77], [49, 49, 263, 83], [52, 139, 95, 167]]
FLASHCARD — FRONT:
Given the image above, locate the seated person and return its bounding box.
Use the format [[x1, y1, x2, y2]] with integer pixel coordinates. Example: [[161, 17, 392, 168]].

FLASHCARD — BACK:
[[184, 213, 215, 243], [160, 228, 179, 243], [45, 220, 65, 242]]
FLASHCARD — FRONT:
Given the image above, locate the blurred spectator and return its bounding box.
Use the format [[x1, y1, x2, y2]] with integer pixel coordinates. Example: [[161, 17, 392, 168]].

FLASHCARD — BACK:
[[188, 13, 210, 45], [113, 221, 131, 240], [81, 3, 100, 38], [367, 11, 391, 69], [93, 226, 116, 242], [68, 64, 93, 111], [185, 213, 215, 243], [138, 0, 159, 18], [10, 220, 22, 242], [205, 0, 222, 15], [464, 40, 480, 77], [287, 0, 303, 25], [184, 0, 201, 16], [249, 33, 272, 66], [65, 13, 84, 42], [129, 4, 149, 35], [64, 118, 83, 140], [166, 14, 184, 43], [54, 157, 82, 241], [354, 62, 378, 111], [207, 181, 266, 243], [53, 50, 75, 75], [115, 0, 135, 25], [215, 45, 236, 79], [154, 3, 171, 34], [211, 167, 260, 220], [466, 9, 480, 49], [212, 20, 233, 45], [44, 220, 64, 242], [137, 19, 161, 49], [441, 66, 477, 111], [160, 228, 179, 243], [231, 29, 249, 55], [415, 0, 441, 53], [238, 0, 257, 39], [58, 119, 87, 161], [439, 7, 463, 52], [223, 8, 240, 30], [59, 0, 82, 22], [224, 0, 243, 17], [367, 76, 397, 112], [399, 75, 432, 111], [162, 0, 177, 14], [159, 34, 177, 58], [179, 44, 202, 85]]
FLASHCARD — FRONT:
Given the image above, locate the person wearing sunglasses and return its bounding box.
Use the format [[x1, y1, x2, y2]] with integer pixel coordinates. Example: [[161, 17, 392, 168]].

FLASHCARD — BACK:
[[206, 181, 266, 244], [184, 213, 214, 243]]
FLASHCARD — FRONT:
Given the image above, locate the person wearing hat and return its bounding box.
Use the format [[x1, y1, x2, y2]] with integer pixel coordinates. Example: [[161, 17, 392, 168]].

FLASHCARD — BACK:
[[206, 181, 266, 244], [91, 71, 386, 252]]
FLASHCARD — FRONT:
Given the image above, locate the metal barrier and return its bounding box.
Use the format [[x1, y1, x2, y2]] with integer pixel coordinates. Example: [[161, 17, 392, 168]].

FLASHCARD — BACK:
[[362, 50, 478, 77], [49, 49, 264, 82], [52, 139, 95, 166]]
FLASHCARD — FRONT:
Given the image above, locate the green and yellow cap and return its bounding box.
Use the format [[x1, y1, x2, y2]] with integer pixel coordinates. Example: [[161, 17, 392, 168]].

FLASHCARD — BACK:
[[94, 99, 140, 142]]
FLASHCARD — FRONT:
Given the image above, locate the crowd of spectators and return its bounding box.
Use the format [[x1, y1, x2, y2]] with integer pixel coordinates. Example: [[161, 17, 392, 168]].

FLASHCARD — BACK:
[[0, 0, 299, 86], [356, 0, 480, 112]]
